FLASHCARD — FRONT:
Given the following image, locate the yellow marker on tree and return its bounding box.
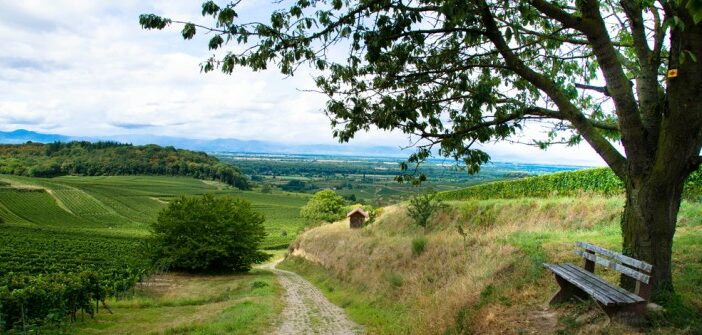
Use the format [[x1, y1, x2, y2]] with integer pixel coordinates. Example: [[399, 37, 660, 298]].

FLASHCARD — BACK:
[[668, 69, 678, 78]]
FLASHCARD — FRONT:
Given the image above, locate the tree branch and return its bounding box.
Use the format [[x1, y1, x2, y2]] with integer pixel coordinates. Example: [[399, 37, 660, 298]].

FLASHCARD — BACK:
[[578, 0, 650, 172], [480, 1, 627, 178]]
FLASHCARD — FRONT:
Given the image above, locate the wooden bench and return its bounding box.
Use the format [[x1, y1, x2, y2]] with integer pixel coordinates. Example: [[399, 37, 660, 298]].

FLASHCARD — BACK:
[[543, 241, 653, 316]]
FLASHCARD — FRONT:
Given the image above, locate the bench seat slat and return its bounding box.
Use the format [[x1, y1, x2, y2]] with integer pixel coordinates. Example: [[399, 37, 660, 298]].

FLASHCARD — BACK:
[[560, 263, 644, 304], [575, 250, 651, 284], [544, 263, 615, 305], [576, 241, 653, 272], [544, 263, 645, 306], [555, 264, 629, 304]]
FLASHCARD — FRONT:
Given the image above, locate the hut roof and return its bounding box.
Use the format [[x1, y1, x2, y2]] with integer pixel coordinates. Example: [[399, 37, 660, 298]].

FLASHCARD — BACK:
[[346, 208, 369, 218]]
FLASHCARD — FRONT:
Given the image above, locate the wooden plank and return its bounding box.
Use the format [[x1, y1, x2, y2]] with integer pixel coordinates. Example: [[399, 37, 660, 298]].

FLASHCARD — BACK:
[[555, 264, 632, 304], [544, 264, 614, 305], [561, 263, 644, 304], [576, 241, 653, 272], [575, 250, 651, 284], [561, 264, 641, 304]]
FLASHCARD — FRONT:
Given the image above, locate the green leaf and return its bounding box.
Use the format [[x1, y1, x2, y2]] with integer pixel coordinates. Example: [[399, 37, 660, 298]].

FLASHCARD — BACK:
[[181, 23, 196, 39], [209, 35, 224, 50], [218, 8, 237, 25], [687, 0, 702, 24], [201, 1, 220, 17], [139, 14, 171, 30]]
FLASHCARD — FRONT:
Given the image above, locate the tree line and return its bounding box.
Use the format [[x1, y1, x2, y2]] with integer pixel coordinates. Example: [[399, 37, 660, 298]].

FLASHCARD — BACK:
[[0, 141, 249, 189]]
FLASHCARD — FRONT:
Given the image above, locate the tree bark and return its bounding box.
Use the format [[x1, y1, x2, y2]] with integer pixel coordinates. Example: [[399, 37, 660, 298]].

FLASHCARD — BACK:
[[621, 174, 684, 293], [620, 10, 702, 297]]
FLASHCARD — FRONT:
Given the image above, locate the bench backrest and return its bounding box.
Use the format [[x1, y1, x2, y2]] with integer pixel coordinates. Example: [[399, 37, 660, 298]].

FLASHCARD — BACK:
[[575, 241, 653, 286]]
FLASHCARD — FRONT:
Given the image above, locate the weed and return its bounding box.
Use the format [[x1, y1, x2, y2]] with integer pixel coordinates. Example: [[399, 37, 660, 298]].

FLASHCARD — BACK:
[[251, 281, 268, 289], [387, 272, 403, 288], [411, 236, 427, 256]]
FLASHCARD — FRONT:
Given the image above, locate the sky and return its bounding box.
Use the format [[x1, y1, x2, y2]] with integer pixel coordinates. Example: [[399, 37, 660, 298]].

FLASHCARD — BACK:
[[0, 1, 610, 166]]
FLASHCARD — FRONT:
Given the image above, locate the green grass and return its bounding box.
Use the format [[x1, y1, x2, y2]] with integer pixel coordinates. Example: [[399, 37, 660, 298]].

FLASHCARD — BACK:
[[0, 174, 309, 248], [73, 269, 283, 335]]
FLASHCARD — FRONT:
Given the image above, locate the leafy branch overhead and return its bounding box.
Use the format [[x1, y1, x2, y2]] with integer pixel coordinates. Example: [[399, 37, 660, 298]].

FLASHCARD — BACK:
[[141, 0, 702, 293], [141, 1, 696, 176]]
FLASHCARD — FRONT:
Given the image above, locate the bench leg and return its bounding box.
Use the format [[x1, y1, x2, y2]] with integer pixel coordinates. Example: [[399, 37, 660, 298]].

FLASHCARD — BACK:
[[549, 274, 589, 305]]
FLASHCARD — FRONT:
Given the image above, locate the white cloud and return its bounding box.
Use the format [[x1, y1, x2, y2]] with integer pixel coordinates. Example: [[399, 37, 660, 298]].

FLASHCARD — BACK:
[[0, 0, 609, 166]]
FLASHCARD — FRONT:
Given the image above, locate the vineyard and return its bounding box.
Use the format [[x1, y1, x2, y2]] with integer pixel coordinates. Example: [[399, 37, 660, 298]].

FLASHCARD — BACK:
[[438, 167, 702, 201], [0, 175, 308, 332]]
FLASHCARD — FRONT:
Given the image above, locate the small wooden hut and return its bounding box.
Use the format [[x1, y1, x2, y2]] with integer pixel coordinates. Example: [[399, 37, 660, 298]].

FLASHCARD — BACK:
[[347, 208, 369, 229]]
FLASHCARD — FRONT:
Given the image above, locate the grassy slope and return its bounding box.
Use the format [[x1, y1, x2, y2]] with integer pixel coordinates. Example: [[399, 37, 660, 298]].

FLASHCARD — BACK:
[[0, 175, 301, 333], [74, 269, 283, 335], [0, 174, 309, 248], [281, 198, 702, 334]]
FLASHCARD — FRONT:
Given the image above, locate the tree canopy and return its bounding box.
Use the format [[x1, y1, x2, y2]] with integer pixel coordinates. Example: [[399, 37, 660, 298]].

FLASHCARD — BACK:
[[141, 1, 702, 294], [149, 194, 270, 272], [300, 189, 347, 222], [0, 141, 249, 189]]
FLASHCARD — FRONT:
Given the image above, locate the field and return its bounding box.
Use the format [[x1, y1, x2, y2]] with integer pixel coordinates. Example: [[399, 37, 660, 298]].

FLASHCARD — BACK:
[[0, 174, 307, 332], [0, 174, 309, 250], [220, 153, 582, 204], [74, 269, 283, 335], [437, 167, 702, 201]]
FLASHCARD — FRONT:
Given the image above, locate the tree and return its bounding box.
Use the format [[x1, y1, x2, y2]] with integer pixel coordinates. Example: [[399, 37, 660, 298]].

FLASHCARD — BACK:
[[300, 189, 347, 222], [407, 192, 443, 228], [149, 194, 270, 272], [140, 1, 702, 295], [260, 183, 274, 193]]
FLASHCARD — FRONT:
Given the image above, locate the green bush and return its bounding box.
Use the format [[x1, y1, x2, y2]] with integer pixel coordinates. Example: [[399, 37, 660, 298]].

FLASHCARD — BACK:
[[407, 192, 443, 228], [411, 236, 427, 256], [148, 194, 270, 272], [260, 183, 273, 193], [300, 189, 346, 223]]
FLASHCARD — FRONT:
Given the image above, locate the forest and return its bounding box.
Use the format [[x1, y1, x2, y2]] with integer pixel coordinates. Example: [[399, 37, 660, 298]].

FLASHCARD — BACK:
[[0, 141, 249, 189]]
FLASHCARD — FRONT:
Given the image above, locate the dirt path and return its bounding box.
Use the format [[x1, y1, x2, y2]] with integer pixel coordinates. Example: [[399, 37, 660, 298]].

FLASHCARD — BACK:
[[260, 260, 362, 335]]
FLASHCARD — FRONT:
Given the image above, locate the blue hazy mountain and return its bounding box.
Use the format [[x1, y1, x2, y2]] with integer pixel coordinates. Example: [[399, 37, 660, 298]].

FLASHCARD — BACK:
[[0, 129, 68, 144], [0, 129, 404, 157]]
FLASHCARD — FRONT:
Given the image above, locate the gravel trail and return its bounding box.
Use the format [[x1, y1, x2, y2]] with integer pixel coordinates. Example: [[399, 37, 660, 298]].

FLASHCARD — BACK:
[[260, 260, 362, 335]]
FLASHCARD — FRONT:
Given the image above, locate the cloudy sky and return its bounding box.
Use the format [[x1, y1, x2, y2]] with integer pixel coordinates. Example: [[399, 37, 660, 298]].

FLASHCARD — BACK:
[[0, 1, 609, 166]]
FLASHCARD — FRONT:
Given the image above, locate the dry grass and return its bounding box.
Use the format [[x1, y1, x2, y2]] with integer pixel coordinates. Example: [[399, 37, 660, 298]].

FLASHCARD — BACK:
[[287, 196, 701, 334]]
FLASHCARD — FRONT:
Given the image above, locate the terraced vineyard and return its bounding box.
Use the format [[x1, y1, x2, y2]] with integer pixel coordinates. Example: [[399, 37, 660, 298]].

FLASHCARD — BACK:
[[0, 174, 309, 289], [0, 175, 308, 331]]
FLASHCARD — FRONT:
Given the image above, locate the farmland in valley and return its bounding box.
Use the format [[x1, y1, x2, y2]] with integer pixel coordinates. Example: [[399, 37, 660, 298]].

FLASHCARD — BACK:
[[0, 175, 309, 275]]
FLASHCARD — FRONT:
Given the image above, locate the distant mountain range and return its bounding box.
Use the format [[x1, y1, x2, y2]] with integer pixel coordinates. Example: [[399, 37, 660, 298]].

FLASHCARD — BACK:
[[0, 129, 405, 157]]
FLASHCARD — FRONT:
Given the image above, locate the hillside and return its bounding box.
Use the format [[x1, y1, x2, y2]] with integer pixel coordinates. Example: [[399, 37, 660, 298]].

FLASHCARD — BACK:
[[282, 191, 702, 333], [0, 141, 249, 189], [437, 167, 702, 201], [0, 175, 309, 333]]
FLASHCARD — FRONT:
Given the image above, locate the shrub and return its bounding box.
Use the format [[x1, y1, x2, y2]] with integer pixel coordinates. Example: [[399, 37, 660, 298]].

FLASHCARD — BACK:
[[260, 183, 273, 193], [407, 192, 443, 228], [387, 272, 403, 288], [300, 189, 346, 223], [148, 194, 270, 272], [411, 236, 427, 256]]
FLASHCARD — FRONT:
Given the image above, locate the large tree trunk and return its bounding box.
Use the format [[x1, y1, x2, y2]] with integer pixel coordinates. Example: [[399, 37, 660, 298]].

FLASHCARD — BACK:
[[618, 11, 702, 297], [621, 174, 685, 294]]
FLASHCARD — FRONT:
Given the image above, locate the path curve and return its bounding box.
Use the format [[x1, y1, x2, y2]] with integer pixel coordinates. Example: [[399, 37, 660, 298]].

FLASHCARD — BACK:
[[260, 260, 362, 335]]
